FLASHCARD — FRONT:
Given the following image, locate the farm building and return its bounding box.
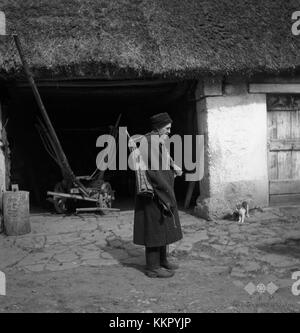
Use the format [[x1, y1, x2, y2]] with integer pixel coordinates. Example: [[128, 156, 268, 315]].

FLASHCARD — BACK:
[[0, 0, 300, 219]]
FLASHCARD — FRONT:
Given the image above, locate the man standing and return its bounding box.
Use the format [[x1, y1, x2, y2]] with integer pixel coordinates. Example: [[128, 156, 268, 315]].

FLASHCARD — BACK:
[[133, 112, 183, 278]]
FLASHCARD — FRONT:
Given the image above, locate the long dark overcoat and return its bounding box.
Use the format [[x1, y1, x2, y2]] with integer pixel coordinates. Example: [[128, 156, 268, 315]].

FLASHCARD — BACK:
[[133, 132, 182, 247]]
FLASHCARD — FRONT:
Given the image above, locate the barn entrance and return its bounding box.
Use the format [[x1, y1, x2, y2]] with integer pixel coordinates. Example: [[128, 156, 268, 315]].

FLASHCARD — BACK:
[[6, 79, 198, 212], [267, 94, 300, 205]]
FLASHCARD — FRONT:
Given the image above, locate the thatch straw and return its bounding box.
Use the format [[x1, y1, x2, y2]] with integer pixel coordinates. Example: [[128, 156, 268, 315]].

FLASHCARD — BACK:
[[0, 0, 299, 79]]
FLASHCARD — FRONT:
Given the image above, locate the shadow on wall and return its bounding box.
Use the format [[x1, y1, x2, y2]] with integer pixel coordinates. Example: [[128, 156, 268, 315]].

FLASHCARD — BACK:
[[224, 181, 259, 208], [195, 180, 268, 220]]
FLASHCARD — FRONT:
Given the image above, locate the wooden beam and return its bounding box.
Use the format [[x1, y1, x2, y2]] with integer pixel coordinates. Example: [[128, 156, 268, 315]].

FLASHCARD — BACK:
[[13, 35, 89, 196], [269, 139, 300, 151], [47, 191, 98, 202], [249, 83, 300, 94], [270, 180, 300, 195], [13, 79, 180, 89], [249, 74, 300, 84], [76, 207, 120, 213], [270, 193, 300, 206], [195, 77, 223, 99], [184, 181, 196, 209]]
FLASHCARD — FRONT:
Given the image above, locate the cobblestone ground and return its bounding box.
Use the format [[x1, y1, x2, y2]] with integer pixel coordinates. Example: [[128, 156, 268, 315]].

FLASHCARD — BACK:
[[1, 207, 300, 312]]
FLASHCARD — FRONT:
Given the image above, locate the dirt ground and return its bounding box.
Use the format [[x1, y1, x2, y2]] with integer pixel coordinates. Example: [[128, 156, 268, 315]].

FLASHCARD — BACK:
[[2, 262, 299, 313], [1, 208, 300, 313]]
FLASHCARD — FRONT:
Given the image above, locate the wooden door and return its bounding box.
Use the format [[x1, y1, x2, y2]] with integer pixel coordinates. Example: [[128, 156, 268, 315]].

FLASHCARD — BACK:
[[267, 94, 300, 205]]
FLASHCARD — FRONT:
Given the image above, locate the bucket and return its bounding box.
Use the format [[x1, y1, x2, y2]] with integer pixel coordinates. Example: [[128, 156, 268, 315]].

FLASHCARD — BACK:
[[3, 191, 31, 236]]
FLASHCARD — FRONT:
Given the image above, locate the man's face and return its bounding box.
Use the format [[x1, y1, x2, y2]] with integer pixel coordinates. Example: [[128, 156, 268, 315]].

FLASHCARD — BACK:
[[159, 123, 171, 140]]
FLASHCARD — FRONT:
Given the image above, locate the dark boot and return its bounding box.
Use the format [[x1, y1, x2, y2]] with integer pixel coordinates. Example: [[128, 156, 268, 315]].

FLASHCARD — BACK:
[[145, 247, 174, 278], [160, 246, 179, 270]]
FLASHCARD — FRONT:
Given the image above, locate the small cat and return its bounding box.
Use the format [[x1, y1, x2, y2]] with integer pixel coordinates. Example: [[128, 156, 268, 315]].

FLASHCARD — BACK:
[[235, 201, 250, 224]]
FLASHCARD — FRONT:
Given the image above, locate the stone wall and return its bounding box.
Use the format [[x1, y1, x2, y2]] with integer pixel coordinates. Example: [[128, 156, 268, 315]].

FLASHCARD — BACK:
[[195, 79, 269, 219]]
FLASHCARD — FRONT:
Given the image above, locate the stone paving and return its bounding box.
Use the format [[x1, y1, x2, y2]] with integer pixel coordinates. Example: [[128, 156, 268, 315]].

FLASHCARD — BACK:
[[1, 206, 300, 288]]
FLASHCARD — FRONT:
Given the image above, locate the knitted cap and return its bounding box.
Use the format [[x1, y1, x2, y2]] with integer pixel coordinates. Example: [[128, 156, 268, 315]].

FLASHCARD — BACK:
[[150, 112, 173, 130]]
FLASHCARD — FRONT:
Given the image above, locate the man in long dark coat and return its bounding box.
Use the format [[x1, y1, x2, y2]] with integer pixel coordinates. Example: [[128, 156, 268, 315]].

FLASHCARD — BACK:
[[133, 112, 183, 278]]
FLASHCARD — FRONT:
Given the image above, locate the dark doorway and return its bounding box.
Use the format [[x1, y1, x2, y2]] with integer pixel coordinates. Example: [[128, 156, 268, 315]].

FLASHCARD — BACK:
[[6, 79, 198, 212]]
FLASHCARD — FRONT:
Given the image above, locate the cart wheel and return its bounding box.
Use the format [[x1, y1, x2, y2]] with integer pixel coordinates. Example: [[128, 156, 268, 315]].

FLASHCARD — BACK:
[[53, 182, 68, 214]]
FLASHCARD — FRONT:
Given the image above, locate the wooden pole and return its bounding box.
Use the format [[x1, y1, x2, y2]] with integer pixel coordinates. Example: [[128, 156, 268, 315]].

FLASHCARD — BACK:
[[184, 181, 196, 209], [47, 191, 98, 202], [76, 207, 120, 213], [184, 101, 197, 209], [13, 35, 88, 196]]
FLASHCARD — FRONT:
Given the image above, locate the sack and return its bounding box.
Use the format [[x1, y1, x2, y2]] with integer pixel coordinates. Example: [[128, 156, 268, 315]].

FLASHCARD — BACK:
[[135, 167, 154, 197], [128, 134, 154, 197]]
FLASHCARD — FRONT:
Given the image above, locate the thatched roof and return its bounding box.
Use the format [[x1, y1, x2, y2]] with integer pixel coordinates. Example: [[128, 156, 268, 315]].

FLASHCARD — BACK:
[[0, 0, 299, 80]]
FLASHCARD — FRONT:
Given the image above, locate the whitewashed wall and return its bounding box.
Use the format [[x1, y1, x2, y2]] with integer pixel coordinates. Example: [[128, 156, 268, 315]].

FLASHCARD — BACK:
[[195, 80, 269, 219]]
